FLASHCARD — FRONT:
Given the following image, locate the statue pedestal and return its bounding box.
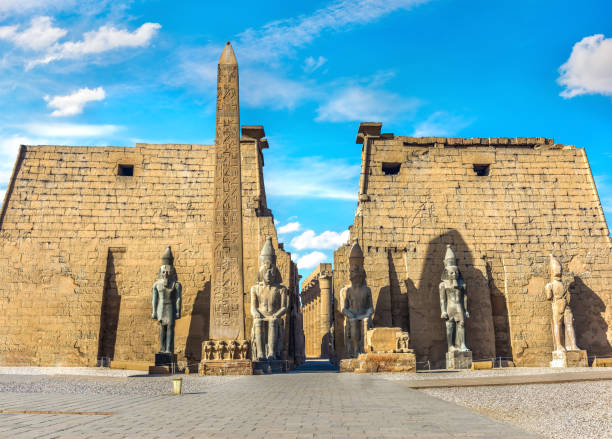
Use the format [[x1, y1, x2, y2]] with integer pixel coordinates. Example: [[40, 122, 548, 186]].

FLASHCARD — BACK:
[[252, 360, 286, 374], [149, 352, 177, 374], [198, 339, 253, 375], [550, 349, 588, 368], [339, 352, 416, 373], [198, 359, 253, 376], [446, 350, 472, 369]]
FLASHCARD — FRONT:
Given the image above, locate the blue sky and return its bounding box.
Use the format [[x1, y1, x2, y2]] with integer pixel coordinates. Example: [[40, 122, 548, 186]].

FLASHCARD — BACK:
[[0, 0, 611, 279]]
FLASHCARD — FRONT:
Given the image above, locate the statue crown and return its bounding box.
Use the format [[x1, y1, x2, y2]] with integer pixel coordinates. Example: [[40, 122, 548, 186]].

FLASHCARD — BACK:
[[161, 246, 174, 265], [349, 238, 364, 267], [550, 253, 562, 278], [259, 236, 276, 266], [444, 245, 457, 267]]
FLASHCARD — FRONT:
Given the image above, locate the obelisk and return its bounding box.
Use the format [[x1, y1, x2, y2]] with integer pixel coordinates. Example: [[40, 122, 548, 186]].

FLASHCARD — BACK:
[[210, 42, 245, 340]]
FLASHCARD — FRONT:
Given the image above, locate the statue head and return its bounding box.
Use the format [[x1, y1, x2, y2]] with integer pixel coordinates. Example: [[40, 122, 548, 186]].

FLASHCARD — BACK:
[[347, 238, 367, 287], [442, 245, 462, 288], [549, 254, 562, 280], [257, 237, 281, 285], [158, 246, 177, 286], [349, 264, 366, 287]]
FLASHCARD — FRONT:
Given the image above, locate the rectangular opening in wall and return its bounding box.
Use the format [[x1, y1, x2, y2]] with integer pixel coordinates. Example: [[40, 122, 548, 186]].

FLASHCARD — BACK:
[[382, 162, 401, 175], [117, 164, 134, 176], [473, 164, 490, 176]]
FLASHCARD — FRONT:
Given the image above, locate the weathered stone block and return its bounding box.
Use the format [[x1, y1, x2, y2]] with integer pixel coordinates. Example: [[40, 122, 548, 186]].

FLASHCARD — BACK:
[[357, 352, 416, 373], [339, 358, 360, 373], [550, 350, 588, 368], [340, 352, 416, 373], [471, 360, 493, 370], [446, 350, 472, 369], [366, 327, 402, 353]]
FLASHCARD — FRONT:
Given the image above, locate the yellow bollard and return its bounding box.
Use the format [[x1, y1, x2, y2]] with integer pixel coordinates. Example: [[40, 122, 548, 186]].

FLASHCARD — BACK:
[[172, 378, 182, 395]]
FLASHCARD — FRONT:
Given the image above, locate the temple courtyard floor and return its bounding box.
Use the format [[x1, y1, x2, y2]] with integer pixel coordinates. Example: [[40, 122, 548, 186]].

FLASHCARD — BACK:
[[0, 361, 610, 439]]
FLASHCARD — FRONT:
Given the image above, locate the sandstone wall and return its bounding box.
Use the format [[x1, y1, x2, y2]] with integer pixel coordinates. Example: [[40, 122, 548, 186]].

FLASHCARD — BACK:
[[0, 140, 299, 366], [334, 134, 612, 367]]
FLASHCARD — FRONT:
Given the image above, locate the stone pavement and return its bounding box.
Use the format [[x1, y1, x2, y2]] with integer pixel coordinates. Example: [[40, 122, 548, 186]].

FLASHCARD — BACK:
[[402, 369, 612, 388], [0, 361, 540, 439]]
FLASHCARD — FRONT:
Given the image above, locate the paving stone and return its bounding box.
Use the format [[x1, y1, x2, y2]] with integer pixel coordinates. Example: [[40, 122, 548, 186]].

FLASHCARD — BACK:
[[0, 363, 540, 438]]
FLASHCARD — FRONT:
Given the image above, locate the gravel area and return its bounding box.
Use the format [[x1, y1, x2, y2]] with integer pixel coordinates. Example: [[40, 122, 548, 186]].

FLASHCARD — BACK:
[[422, 381, 612, 439], [378, 366, 609, 381], [0, 366, 147, 377], [0, 369, 242, 396]]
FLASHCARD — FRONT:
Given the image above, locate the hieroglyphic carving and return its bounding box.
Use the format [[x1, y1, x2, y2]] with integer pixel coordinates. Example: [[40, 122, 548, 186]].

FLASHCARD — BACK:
[[210, 43, 245, 339]]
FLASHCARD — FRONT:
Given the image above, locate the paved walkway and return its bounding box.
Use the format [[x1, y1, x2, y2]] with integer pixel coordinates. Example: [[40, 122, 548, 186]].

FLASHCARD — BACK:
[[0, 361, 540, 439], [402, 369, 612, 388]]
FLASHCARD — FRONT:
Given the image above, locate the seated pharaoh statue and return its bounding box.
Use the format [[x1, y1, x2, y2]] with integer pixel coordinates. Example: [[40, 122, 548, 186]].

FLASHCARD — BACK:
[[439, 245, 470, 353], [250, 237, 288, 361], [341, 239, 374, 358], [545, 254, 579, 352]]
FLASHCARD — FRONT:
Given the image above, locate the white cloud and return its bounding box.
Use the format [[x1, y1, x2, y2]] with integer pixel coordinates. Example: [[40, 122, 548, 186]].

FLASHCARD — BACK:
[[304, 56, 326, 73], [291, 229, 349, 251], [412, 111, 472, 137], [0, 16, 67, 51], [265, 156, 359, 201], [278, 221, 301, 234], [558, 34, 612, 98], [236, 0, 431, 63], [316, 85, 418, 122], [241, 69, 311, 110], [296, 251, 327, 269], [0, 0, 76, 17], [175, 0, 430, 112], [45, 86, 106, 116], [20, 123, 120, 137], [290, 252, 299, 261], [28, 22, 161, 68]]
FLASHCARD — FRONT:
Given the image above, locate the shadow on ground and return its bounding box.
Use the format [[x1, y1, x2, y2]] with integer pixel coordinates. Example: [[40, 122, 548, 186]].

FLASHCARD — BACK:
[[291, 359, 338, 373]]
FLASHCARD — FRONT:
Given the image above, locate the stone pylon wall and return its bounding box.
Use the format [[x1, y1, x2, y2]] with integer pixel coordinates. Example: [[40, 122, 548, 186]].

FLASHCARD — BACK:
[[334, 132, 612, 367], [0, 139, 300, 367]]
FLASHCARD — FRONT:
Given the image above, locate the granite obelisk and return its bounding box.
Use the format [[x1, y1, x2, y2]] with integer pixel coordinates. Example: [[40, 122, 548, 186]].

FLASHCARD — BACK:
[[209, 42, 245, 339]]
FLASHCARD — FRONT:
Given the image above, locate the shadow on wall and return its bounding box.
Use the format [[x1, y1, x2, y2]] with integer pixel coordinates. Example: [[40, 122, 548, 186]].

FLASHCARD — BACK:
[[184, 280, 210, 364], [407, 229, 496, 369], [570, 276, 612, 357], [97, 249, 123, 363], [389, 251, 409, 330], [374, 285, 391, 327], [486, 260, 512, 359]]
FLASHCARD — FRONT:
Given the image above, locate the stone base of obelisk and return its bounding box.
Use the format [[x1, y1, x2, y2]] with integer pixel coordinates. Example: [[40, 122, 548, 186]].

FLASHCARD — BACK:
[[446, 350, 472, 369], [550, 349, 588, 368]]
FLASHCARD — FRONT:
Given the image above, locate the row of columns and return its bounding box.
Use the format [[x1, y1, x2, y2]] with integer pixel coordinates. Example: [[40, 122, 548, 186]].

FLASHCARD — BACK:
[[301, 272, 333, 359]]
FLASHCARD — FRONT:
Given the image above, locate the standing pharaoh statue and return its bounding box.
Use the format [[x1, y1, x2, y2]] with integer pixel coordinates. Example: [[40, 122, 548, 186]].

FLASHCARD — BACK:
[[439, 245, 470, 357], [340, 239, 374, 358], [152, 246, 182, 355], [250, 237, 288, 361], [545, 254, 579, 352]]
